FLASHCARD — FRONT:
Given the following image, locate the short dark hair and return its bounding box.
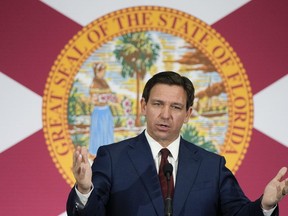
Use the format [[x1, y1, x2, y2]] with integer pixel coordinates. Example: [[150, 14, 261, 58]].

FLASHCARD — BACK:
[[142, 71, 195, 110]]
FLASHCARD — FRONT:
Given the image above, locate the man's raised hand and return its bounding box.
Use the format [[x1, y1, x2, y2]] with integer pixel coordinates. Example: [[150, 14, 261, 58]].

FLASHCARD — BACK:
[[72, 146, 92, 194], [261, 167, 288, 210]]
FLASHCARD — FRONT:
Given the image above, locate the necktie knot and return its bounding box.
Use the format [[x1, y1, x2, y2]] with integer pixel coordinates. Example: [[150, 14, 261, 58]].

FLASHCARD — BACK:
[[160, 148, 170, 161]]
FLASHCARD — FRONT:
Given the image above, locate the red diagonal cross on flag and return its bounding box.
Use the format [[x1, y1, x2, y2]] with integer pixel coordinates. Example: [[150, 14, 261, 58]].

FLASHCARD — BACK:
[[0, 0, 287, 215]]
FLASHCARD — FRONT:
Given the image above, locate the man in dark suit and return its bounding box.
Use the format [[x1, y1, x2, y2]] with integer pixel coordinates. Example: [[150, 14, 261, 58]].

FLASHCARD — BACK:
[[67, 71, 288, 216]]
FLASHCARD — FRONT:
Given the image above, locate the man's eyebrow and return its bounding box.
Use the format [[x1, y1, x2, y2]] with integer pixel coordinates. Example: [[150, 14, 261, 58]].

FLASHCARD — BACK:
[[150, 99, 184, 106], [150, 98, 163, 102], [171, 102, 184, 107]]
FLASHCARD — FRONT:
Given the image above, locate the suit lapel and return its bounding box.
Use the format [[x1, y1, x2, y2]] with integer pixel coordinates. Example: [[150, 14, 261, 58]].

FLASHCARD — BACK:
[[127, 132, 164, 216], [173, 139, 201, 216]]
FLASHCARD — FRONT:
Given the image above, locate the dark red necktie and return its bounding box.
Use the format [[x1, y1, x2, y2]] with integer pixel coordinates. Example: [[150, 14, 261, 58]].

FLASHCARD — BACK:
[[158, 148, 174, 199]]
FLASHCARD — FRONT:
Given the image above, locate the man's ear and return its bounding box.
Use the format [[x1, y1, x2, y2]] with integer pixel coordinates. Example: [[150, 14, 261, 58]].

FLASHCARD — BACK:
[[140, 98, 147, 115], [184, 106, 193, 123]]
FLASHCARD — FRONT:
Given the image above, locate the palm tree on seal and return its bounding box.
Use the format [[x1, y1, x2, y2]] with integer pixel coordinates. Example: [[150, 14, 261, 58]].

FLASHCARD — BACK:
[[114, 32, 160, 127]]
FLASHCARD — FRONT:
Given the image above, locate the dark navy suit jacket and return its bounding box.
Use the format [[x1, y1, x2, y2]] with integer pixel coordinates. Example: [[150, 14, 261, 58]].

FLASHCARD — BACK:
[[67, 131, 278, 216]]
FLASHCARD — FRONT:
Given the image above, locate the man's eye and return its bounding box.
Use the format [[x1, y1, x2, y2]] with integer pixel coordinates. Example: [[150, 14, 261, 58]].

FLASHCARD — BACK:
[[172, 105, 182, 110]]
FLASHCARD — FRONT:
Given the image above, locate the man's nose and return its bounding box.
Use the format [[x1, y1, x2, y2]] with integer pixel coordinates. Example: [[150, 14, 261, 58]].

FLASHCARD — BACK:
[[160, 106, 171, 119]]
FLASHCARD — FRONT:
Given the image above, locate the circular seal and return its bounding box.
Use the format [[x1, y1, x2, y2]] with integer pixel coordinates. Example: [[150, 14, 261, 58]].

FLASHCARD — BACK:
[[42, 6, 253, 187]]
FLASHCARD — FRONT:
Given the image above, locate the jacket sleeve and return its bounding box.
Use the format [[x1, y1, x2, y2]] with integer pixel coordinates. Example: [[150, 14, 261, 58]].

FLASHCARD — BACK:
[[66, 186, 86, 216], [218, 156, 279, 216]]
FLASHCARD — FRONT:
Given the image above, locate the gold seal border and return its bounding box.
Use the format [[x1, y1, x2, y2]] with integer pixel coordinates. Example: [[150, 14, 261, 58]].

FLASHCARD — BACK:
[[42, 6, 253, 186]]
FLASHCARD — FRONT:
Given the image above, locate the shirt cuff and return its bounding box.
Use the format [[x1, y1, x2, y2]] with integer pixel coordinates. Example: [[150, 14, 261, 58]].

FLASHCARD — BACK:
[[75, 184, 94, 206], [262, 205, 277, 216]]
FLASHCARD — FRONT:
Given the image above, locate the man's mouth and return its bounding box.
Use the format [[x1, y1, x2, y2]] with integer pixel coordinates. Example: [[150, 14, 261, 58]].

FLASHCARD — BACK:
[[157, 123, 170, 129]]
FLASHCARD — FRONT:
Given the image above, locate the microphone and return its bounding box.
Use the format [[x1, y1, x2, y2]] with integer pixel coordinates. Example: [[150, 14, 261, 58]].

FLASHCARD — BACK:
[[163, 163, 173, 216]]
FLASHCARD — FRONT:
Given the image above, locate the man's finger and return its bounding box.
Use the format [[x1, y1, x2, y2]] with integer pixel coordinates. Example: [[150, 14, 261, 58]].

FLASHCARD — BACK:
[[72, 154, 81, 175], [80, 166, 87, 177], [282, 178, 288, 196], [80, 146, 89, 164], [274, 167, 287, 181], [73, 146, 81, 166]]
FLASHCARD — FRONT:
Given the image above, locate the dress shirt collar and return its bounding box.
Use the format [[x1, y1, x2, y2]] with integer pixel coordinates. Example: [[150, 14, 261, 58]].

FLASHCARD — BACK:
[[144, 130, 180, 162]]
